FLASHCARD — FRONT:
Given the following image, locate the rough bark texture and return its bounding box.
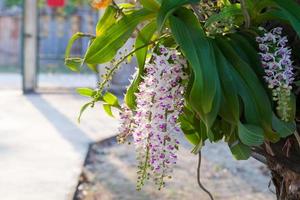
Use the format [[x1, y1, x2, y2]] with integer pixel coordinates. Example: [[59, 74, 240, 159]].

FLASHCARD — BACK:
[[267, 137, 300, 200], [253, 133, 300, 200]]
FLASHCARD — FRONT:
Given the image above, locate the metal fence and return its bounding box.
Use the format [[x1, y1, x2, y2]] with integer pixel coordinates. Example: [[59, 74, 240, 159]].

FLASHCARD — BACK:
[[0, 8, 22, 73], [0, 5, 98, 74], [38, 6, 98, 74]]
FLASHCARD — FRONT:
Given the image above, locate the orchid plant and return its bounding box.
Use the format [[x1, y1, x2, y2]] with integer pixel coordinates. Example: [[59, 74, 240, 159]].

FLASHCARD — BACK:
[[65, 0, 300, 199]]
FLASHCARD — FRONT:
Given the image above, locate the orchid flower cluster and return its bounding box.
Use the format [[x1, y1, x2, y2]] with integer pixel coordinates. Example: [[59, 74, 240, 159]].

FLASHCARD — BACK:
[[117, 45, 187, 189], [256, 27, 294, 121]]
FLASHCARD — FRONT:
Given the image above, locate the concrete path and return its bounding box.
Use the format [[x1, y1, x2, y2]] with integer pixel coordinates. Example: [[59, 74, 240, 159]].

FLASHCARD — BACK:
[[0, 90, 119, 200]]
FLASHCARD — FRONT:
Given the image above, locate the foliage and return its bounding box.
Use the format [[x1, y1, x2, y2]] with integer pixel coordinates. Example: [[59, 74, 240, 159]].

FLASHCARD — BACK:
[[65, 0, 300, 190]]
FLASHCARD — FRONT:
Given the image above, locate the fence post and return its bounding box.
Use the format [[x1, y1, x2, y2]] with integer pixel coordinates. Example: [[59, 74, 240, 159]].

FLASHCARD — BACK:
[[22, 0, 38, 93]]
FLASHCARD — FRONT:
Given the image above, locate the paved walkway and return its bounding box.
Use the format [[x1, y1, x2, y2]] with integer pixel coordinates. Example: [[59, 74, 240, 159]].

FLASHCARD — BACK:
[[0, 90, 119, 200]]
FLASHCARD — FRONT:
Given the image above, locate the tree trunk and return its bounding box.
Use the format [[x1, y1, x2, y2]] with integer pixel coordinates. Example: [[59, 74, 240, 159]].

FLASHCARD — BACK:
[[254, 134, 300, 200]]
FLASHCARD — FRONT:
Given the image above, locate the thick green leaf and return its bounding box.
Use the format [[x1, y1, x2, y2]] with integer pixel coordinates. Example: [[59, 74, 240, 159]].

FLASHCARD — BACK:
[[103, 104, 114, 117], [157, 0, 199, 31], [229, 33, 265, 79], [216, 38, 278, 141], [76, 88, 95, 97], [103, 92, 119, 107], [238, 123, 264, 146], [170, 8, 219, 115], [214, 45, 239, 124], [267, 0, 300, 36], [140, 0, 160, 11], [84, 9, 153, 64], [229, 141, 251, 160], [125, 21, 157, 109], [170, 8, 221, 139], [272, 114, 296, 138], [96, 6, 118, 36], [170, 8, 221, 142]]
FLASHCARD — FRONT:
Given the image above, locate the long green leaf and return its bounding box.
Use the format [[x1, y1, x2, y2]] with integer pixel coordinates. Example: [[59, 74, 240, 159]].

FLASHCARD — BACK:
[[84, 9, 153, 64], [267, 0, 300, 36], [217, 38, 279, 142], [170, 8, 221, 142], [214, 45, 239, 124], [96, 6, 118, 36], [170, 8, 219, 115], [140, 0, 160, 11], [238, 122, 264, 146], [157, 0, 199, 31]]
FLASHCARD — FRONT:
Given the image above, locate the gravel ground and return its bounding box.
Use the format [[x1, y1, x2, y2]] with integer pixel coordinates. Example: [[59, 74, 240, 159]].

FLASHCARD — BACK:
[[74, 137, 276, 200]]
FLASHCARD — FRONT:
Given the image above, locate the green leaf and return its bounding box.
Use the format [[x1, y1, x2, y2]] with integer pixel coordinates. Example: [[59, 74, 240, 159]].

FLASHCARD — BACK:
[[76, 88, 95, 97], [140, 0, 160, 11], [214, 45, 239, 124], [269, 0, 300, 36], [103, 104, 114, 117], [103, 92, 119, 107], [272, 114, 296, 138], [64, 57, 82, 72], [84, 9, 153, 64], [179, 107, 202, 146], [86, 63, 98, 73], [65, 32, 94, 59], [229, 141, 251, 160], [170, 8, 219, 115], [157, 0, 200, 31], [229, 33, 264, 78], [125, 21, 157, 109], [183, 130, 201, 146], [216, 37, 278, 142], [78, 102, 93, 123], [170, 8, 221, 142], [96, 6, 118, 36], [238, 122, 264, 146]]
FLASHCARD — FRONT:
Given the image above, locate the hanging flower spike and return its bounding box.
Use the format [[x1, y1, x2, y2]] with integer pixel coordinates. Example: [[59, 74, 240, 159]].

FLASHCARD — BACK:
[[256, 27, 294, 121], [116, 104, 135, 144], [92, 0, 112, 9], [133, 46, 187, 189], [117, 45, 187, 190]]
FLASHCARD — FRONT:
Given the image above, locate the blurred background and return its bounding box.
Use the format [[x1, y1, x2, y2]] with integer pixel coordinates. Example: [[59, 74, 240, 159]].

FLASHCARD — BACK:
[[0, 1, 276, 200], [0, 0, 134, 90], [0, 0, 100, 90]]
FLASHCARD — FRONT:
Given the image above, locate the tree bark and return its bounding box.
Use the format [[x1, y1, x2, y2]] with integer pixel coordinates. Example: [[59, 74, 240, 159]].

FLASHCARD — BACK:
[[253, 133, 300, 200]]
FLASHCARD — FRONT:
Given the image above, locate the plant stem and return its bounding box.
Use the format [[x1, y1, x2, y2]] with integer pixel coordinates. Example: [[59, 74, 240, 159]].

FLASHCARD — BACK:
[[97, 39, 159, 93], [240, 0, 251, 28], [197, 152, 214, 200]]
